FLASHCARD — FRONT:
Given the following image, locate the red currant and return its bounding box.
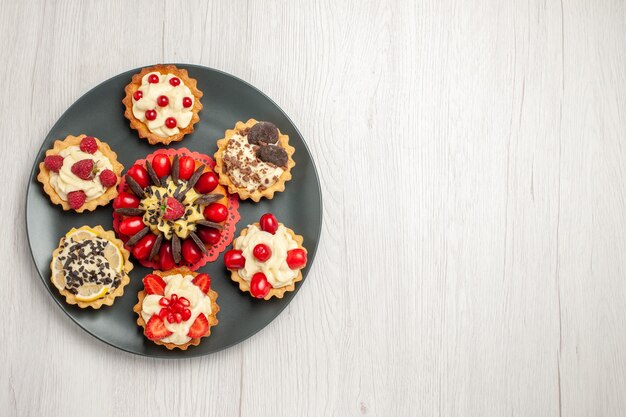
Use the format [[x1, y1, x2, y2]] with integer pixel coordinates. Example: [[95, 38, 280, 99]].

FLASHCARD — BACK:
[[165, 117, 177, 129], [253, 243, 272, 262], [250, 272, 271, 298], [157, 95, 169, 107], [169, 77, 180, 86], [224, 250, 245, 269], [195, 226, 221, 245], [286, 249, 307, 269], [148, 74, 160, 83], [259, 213, 279, 234], [203, 203, 228, 223], [182, 97, 193, 108], [133, 90, 143, 101], [145, 109, 157, 121]]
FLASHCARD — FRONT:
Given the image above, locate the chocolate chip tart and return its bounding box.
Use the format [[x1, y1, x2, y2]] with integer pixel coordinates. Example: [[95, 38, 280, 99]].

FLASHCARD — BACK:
[[50, 225, 133, 309], [214, 119, 295, 202], [123, 64, 203, 145]]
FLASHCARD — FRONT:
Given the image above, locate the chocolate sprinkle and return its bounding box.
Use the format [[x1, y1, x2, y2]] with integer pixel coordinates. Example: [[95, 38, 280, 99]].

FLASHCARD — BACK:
[[172, 234, 182, 263], [189, 231, 208, 255], [195, 194, 224, 205], [149, 233, 163, 260], [126, 227, 150, 246], [126, 175, 145, 198], [115, 207, 145, 216], [171, 155, 180, 185], [145, 161, 161, 187]]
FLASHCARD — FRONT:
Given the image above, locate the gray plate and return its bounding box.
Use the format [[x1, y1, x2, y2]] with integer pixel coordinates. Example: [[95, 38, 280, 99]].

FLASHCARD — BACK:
[[25, 64, 322, 358]]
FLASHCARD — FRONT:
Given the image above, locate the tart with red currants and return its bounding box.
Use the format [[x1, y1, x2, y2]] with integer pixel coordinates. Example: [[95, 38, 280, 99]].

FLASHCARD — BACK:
[[122, 64, 203, 145], [113, 148, 239, 271], [37, 134, 124, 212], [224, 213, 307, 300], [133, 268, 219, 350], [214, 119, 295, 202]]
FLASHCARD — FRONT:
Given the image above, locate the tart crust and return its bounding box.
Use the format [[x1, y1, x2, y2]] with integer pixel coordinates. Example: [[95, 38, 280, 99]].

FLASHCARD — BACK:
[[133, 267, 219, 350], [122, 64, 203, 145], [214, 119, 295, 202], [50, 226, 133, 309], [37, 134, 124, 213], [228, 223, 306, 300]]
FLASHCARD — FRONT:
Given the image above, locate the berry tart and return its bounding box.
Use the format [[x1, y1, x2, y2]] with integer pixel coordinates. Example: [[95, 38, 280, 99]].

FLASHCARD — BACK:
[[224, 213, 307, 299], [133, 268, 219, 350], [113, 149, 239, 271], [123, 64, 203, 145], [50, 226, 133, 308], [214, 119, 295, 202], [37, 134, 124, 212]]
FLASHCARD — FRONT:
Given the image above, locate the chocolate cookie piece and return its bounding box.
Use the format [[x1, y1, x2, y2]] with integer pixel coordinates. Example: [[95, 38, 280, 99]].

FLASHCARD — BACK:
[[256, 145, 288, 167], [247, 121, 279, 145]]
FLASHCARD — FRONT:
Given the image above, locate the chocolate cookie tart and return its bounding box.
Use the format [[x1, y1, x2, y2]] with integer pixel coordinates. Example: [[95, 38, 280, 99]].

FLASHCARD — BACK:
[[123, 64, 203, 145], [214, 119, 295, 202]]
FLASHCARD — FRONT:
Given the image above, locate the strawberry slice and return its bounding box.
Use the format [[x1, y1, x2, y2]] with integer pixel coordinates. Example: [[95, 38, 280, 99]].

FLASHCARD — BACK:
[[161, 197, 185, 221], [145, 315, 172, 340], [143, 274, 166, 295], [191, 273, 211, 293], [187, 313, 209, 338]]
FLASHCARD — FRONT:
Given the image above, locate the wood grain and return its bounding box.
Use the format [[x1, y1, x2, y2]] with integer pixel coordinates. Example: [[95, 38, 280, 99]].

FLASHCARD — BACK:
[[2, 0, 626, 416]]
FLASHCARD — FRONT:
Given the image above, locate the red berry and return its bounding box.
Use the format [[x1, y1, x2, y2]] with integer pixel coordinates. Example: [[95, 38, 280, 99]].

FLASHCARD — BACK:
[[99, 169, 117, 187], [224, 249, 245, 269], [195, 226, 221, 245], [203, 203, 228, 223], [286, 248, 307, 269], [181, 239, 202, 264], [259, 213, 279, 234], [79, 136, 98, 154], [151, 154, 171, 178], [67, 190, 86, 210], [158, 241, 176, 270], [187, 313, 209, 338], [169, 77, 181, 86], [165, 117, 177, 129], [145, 315, 172, 340], [113, 192, 140, 209], [71, 159, 95, 180], [250, 272, 271, 298], [192, 273, 211, 293], [178, 156, 195, 180], [143, 274, 166, 295], [145, 109, 157, 121], [127, 165, 150, 188], [182, 97, 193, 108], [194, 172, 218, 193], [162, 196, 185, 221], [119, 216, 145, 236], [157, 95, 169, 107], [253, 243, 272, 262], [44, 155, 64, 172], [133, 90, 143, 101], [148, 74, 160, 84], [132, 233, 157, 260]]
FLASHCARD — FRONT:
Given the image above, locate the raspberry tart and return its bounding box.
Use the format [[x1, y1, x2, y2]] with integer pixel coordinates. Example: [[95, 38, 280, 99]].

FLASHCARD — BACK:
[[133, 268, 219, 350], [214, 119, 295, 202], [50, 226, 133, 309], [224, 213, 307, 300], [113, 149, 239, 271], [37, 134, 124, 212], [123, 64, 203, 145]]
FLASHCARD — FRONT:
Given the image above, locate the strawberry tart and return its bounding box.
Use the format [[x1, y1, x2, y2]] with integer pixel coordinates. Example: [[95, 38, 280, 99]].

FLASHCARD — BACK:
[[123, 64, 203, 145], [133, 268, 219, 350], [224, 213, 307, 300], [37, 134, 124, 212]]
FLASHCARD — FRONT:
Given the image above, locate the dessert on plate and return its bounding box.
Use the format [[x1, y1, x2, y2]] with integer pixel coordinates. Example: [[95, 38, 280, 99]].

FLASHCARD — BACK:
[[37, 134, 124, 212], [133, 268, 219, 350], [123, 64, 203, 145], [214, 119, 295, 202], [50, 225, 133, 308], [224, 213, 307, 300], [113, 149, 239, 271]]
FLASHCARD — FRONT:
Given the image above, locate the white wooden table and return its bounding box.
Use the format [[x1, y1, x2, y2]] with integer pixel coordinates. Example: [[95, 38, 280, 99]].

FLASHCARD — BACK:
[[2, 1, 626, 416]]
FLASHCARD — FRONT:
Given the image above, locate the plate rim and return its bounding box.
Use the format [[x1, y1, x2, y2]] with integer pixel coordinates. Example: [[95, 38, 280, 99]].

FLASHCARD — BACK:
[[24, 63, 324, 359]]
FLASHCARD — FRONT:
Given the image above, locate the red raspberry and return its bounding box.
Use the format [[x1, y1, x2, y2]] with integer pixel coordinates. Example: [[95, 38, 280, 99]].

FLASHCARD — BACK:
[[71, 159, 95, 180], [99, 169, 117, 187], [79, 136, 98, 154], [44, 155, 64, 172], [67, 190, 86, 210]]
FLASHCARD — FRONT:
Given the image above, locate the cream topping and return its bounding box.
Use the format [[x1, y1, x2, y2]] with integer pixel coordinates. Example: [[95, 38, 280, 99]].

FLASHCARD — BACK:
[[131, 72, 194, 137], [140, 274, 213, 345], [222, 134, 284, 192], [234, 224, 299, 288], [49, 146, 114, 201]]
